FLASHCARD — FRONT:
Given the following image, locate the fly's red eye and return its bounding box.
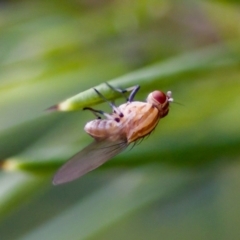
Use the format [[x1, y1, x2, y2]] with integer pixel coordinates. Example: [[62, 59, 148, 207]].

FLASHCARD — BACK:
[[152, 91, 167, 104]]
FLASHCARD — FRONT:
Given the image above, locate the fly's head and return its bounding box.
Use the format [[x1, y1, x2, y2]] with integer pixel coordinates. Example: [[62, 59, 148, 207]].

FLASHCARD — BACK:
[[146, 90, 173, 118]]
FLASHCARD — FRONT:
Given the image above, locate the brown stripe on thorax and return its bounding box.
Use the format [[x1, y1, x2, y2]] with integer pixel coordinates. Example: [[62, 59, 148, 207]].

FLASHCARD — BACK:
[[127, 104, 159, 143]]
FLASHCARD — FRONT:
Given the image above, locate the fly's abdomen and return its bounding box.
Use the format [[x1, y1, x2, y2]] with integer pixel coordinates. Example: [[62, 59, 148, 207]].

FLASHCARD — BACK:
[[84, 119, 121, 140]]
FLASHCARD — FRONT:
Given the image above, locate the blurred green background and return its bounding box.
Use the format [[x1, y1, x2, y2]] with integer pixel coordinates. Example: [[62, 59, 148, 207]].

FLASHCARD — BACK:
[[0, 0, 240, 239]]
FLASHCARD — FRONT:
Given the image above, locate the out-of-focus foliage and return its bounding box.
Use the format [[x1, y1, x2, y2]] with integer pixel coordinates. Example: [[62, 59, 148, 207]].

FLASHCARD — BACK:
[[0, 0, 240, 239]]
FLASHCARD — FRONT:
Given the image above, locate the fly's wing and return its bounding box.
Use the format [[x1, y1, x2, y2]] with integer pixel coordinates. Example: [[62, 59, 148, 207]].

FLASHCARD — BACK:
[[52, 140, 128, 185]]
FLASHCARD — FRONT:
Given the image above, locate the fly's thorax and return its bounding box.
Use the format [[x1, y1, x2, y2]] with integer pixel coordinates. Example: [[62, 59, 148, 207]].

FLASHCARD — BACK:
[[119, 101, 160, 143], [118, 101, 151, 117]]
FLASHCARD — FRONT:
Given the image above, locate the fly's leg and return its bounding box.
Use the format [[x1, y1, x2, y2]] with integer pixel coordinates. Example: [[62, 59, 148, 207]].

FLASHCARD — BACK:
[[128, 85, 140, 102], [105, 83, 140, 102], [93, 88, 124, 118], [83, 107, 102, 119], [90, 84, 140, 120], [83, 107, 114, 120], [105, 83, 128, 101]]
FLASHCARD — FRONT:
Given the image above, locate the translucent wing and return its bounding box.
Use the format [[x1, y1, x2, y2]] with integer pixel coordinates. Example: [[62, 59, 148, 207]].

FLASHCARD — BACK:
[[53, 139, 128, 185]]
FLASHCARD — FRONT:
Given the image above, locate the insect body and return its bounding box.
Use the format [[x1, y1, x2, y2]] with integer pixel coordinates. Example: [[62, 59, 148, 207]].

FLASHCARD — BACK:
[[53, 84, 173, 185]]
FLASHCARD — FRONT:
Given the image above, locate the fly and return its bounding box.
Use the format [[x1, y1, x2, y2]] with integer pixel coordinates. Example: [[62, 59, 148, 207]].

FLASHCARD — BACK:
[[53, 83, 173, 185]]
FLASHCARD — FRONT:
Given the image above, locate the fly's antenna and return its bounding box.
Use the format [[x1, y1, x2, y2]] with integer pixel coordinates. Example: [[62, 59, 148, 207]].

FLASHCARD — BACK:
[[167, 91, 174, 103], [166, 91, 183, 106], [166, 91, 184, 106], [172, 101, 184, 106]]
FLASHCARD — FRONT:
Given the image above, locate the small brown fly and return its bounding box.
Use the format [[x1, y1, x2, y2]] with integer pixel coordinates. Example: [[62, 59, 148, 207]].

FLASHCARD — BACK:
[[53, 84, 173, 185]]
